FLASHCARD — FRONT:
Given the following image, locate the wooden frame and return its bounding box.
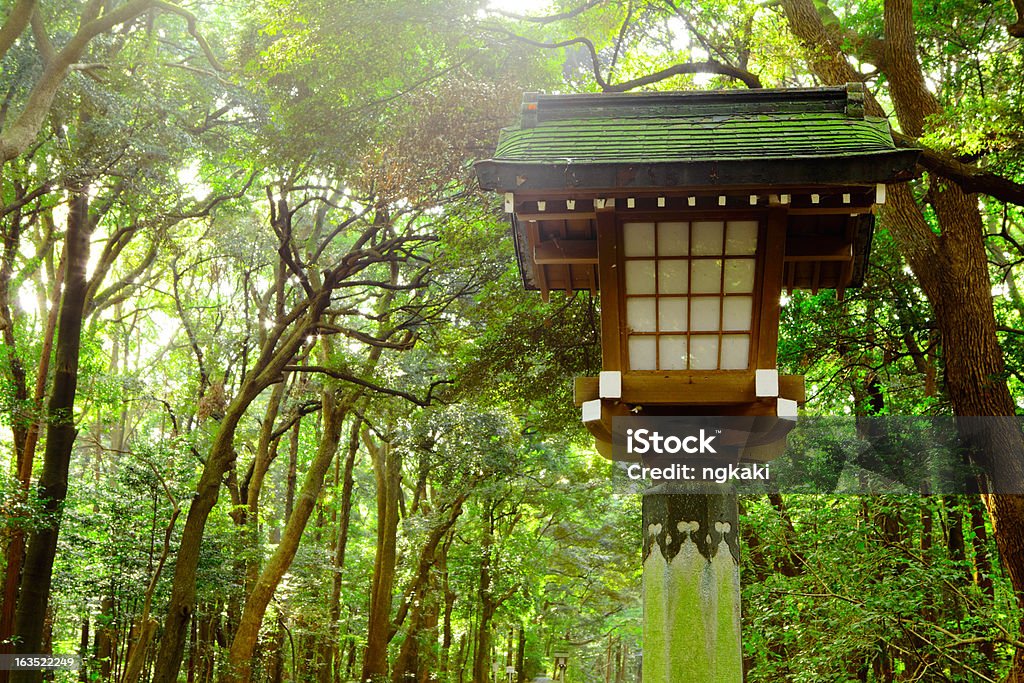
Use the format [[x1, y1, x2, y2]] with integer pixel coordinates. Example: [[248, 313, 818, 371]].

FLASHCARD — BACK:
[[595, 208, 787, 380]]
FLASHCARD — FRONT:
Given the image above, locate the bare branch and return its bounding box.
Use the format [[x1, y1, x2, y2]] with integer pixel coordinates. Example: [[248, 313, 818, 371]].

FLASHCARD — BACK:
[[283, 365, 452, 407], [492, 0, 603, 24], [605, 60, 761, 91], [486, 27, 761, 90]]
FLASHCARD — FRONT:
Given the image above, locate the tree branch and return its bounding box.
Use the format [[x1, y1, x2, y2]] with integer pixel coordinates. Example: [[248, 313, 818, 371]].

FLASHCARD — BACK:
[[151, 0, 226, 72], [492, 0, 603, 24], [29, 7, 55, 65], [892, 131, 1024, 208], [605, 59, 761, 91], [1009, 0, 1024, 38], [1, 0, 156, 163], [283, 365, 452, 407], [486, 27, 761, 90], [0, 0, 36, 63]]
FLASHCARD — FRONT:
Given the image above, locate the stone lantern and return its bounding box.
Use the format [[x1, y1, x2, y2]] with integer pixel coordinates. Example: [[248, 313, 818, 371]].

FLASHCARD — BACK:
[[476, 84, 918, 681]]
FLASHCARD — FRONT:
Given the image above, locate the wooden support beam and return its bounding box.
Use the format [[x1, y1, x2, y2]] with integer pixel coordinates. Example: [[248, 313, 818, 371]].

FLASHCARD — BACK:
[[786, 206, 874, 216], [784, 238, 854, 262], [533, 239, 599, 265], [517, 211, 597, 222], [526, 222, 549, 302], [759, 209, 787, 369], [573, 374, 806, 406], [596, 210, 622, 371]]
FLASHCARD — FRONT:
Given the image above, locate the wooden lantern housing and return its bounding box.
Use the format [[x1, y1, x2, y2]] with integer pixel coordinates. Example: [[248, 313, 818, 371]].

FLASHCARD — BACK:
[[476, 85, 919, 454]]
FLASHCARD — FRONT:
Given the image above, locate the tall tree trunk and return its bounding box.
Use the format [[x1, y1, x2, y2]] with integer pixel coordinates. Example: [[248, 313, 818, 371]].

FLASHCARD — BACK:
[[11, 189, 92, 683], [328, 418, 360, 679], [780, 0, 1024, 678], [472, 504, 496, 683], [78, 616, 89, 683], [515, 627, 525, 683], [391, 499, 468, 683], [0, 237, 62, 683], [222, 392, 348, 683], [96, 596, 115, 680], [945, 496, 968, 577], [285, 420, 299, 523], [361, 430, 402, 682], [439, 546, 455, 681], [151, 283, 334, 683]]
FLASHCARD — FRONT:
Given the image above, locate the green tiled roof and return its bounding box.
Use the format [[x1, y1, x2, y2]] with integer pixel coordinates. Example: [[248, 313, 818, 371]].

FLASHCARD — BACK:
[[476, 86, 920, 192], [495, 112, 898, 163]]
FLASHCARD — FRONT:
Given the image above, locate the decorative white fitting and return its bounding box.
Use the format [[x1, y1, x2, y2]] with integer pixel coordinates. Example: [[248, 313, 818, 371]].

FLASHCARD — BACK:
[[876, 183, 887, 204], [657, 196, 666, 208], [537, 201, 546, 212], [781, 194, 791, 204], [842, 193, 851, 204], [504, 192, 514, 213], [627, 197, 635, 208], [749, 194, 758, 206], [582, 399, 601, 423], [718, 195, 727, 206], [599, 371, 622, 399], [595, 198, 606, 209], [567, 199, 576, 210], [756, 369, 779, 398], [811, 194, 820, 204], [687, 196, 696, 207], [777, 398, 799, 420]]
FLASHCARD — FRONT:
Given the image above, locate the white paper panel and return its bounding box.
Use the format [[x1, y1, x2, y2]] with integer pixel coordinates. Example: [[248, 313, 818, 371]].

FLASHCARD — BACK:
[[658, 298, 688, 332], [691, 221, 724, 255], [691, 260, 722, 293], [627, 298, 657, 332], [658, 259, 688, 294], [628, 336, 657, 370], [721, 335, 750, 369], [623, 222, 655, 257], [660, 336, 688, 370], [689, 335, 719, 370], [690, 297, 721, 331], [657, 222, 689, 256], [724, 259, 755, 293], [625, 261, 656, 295], [725, 221, 758, 255], [723, 296, 753, 330]]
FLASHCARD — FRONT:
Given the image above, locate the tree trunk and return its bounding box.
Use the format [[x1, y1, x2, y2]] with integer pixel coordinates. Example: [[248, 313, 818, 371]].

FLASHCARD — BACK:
[[439, 548, 455, 680], [11, 189, 92, 683], [361, 430, 402, 682], [472, 505, 496, 683], [222, 392, 348, 683], [780, 0, 1024, 678], [78, 617, 89, 683], [516, 627, 525, 683], [151, 285, 333, 683], [285, 420, 299, 524], [96, 596, 115, 680], [391, 499, 467, 683], [328, 417, 360, 678]]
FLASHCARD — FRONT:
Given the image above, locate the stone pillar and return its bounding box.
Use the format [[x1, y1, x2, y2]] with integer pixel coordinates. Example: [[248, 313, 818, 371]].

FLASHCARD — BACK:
[[641, 485, 741, 682]]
